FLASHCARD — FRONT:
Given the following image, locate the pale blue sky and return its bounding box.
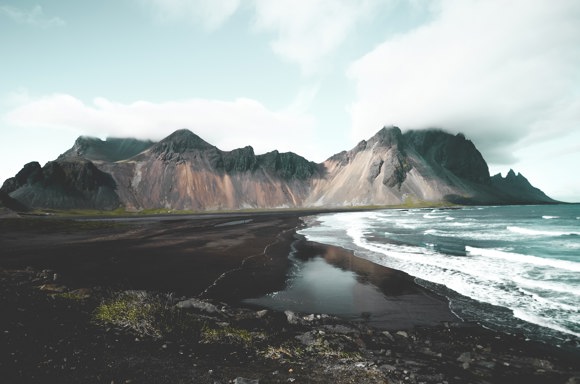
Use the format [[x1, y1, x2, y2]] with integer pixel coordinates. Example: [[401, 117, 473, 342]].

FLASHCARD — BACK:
[[1, 0, 579, 202]]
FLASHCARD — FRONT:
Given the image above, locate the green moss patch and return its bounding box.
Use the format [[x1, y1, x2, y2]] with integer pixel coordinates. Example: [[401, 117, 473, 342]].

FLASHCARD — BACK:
[[93, 291, 202, 339]]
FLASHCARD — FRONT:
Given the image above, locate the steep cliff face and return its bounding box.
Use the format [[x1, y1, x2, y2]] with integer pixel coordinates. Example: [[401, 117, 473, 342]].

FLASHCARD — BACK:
[[306, 127, 495, 206], [404, 130, 490, 185], [2, 127, 556, 211]]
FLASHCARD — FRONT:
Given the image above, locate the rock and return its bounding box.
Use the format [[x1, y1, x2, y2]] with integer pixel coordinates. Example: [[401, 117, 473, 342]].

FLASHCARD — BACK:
[[234, 378, 259, 384], [255, 310, 268, 318], [380, 364, 397, 372], [284, 310, 299, 325], [532, 358, 554, 370], [67, 288, 91, 299], [176, 298, 219, 314], [457, 352, 472, 363], [396, 331, 409, 338], [382, 331, 395, 341], [295, 332, 317, 346], [323, 325, 357, 334], [39, 284, 66, 293]]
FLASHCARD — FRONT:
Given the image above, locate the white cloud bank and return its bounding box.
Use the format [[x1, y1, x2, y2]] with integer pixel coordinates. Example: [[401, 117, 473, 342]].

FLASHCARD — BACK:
[[4, 94, 319, 159], [348, 0, 580, 165], [0, 4, 65, 28], [252, 0, 385, 74]]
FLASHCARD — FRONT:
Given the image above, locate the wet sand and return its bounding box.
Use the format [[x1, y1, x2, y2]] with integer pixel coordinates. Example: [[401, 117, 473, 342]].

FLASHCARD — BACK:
[[0, 212, 455, 328]]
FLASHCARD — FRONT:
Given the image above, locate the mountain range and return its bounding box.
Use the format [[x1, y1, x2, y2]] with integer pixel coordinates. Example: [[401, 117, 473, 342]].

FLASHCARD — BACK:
[[0, 127, 556, 212]]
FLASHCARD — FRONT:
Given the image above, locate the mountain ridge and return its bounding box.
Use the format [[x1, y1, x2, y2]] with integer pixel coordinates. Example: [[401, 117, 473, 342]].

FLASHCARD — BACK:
[[1, 127, 557, 211]]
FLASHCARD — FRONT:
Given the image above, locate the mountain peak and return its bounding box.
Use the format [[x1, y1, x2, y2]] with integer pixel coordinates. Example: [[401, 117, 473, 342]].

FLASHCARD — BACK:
[[60, 136, 155, 162], [152, 129, 215, 159], [368, 126, 403, 148], [160, 129, 214, 148], [506, 169, 519, 179]]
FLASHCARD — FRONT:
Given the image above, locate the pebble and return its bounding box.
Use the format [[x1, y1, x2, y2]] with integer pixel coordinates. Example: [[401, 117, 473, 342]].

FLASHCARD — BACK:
[[233, 378, 259, 384]]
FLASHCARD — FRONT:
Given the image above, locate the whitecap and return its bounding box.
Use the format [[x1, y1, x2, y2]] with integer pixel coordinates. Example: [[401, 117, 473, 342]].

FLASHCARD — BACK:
[[512, 275, 580, 296], [517, 287, 579, 311], [507, 226, 580, 237], [465, 246, 580, 272], [512, 309, 580, 338], [542, 215, 559, 219]]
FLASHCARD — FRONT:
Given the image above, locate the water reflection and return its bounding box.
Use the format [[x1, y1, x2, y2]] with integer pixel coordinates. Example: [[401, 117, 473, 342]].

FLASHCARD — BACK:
[[244, 241, 457, 329]]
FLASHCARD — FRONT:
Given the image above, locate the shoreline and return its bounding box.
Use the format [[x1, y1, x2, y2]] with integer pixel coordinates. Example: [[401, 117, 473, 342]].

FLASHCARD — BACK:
[[1, 212, 579, 383], [243, 235, 460, 330]]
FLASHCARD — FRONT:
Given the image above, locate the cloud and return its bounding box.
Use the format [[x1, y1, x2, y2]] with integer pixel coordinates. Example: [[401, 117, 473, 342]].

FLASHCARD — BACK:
[[137, 0, 240, 30], [348, 0, 580, 165], [251, 0, 386, 74], [0, 4, 65, 28], [136, 0, 389, 73], [4, 93, 320, 159]]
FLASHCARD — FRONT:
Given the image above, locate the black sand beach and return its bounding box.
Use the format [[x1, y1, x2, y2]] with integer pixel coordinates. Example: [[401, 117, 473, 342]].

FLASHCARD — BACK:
[[0, 212, 578, 383]]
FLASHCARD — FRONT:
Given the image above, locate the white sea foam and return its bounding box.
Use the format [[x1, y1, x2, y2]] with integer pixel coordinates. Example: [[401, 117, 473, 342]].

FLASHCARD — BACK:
[[507, 226, 580, 237], [512, 275, 580, 296], [300, 206, 580, 340], [465, 246, 580, 272], [542, 215, 560, 219], [517, 287, 579, 311], [512, 309, 580, 339]]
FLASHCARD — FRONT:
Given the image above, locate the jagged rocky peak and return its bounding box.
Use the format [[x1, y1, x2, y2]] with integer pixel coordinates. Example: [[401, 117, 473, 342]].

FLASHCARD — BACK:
[[505, 169, 521, 179], [60, 136, 155, 162], [328, 126, 404, 166], [1, 162, 43, 194], [154, 129, 214, 153], [149, 129, 218, 162], [2, 159, 120, 210], [491, 169, 531, 185], [220, 146, 257, 172], [257, 150, 320, 180], [367, 126, 404, 148], [35, 159, 117, 191], [491, 169, 556, 204], [404, 129, 490, 184]]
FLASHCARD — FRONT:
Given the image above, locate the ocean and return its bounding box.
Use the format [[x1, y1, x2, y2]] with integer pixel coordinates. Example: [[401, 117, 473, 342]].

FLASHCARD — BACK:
[[298, 204, 580, 346]]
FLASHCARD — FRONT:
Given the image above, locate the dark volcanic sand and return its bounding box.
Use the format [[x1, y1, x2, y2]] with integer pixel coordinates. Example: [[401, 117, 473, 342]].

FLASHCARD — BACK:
[[0, 212, 579, 383]]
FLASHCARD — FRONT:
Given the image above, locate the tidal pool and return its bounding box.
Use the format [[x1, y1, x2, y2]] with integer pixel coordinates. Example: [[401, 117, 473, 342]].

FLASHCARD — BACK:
[[243, 241, 457, 329]]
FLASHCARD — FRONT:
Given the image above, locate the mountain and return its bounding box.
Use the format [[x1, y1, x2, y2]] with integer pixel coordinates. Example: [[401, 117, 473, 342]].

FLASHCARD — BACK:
[[1, 159, 119, 210], [59, 136, 155, 163], [0, 127, 557, 211], [490, 169, 557, 204]]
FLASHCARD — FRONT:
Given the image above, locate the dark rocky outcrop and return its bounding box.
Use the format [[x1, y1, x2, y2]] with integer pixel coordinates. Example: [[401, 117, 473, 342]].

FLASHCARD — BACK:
[[59, 136, 155, 162], [2, 160, 120, 210], [491, 169, 556, 204], [256, 150, 320, 180], [404, 130, 490, 185], [221, 146, 258, 173], [1, 162, 43, 195]]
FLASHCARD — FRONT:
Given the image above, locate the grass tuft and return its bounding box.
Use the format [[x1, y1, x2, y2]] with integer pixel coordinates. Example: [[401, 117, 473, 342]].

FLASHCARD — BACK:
[[93, 290, 202, 339]]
